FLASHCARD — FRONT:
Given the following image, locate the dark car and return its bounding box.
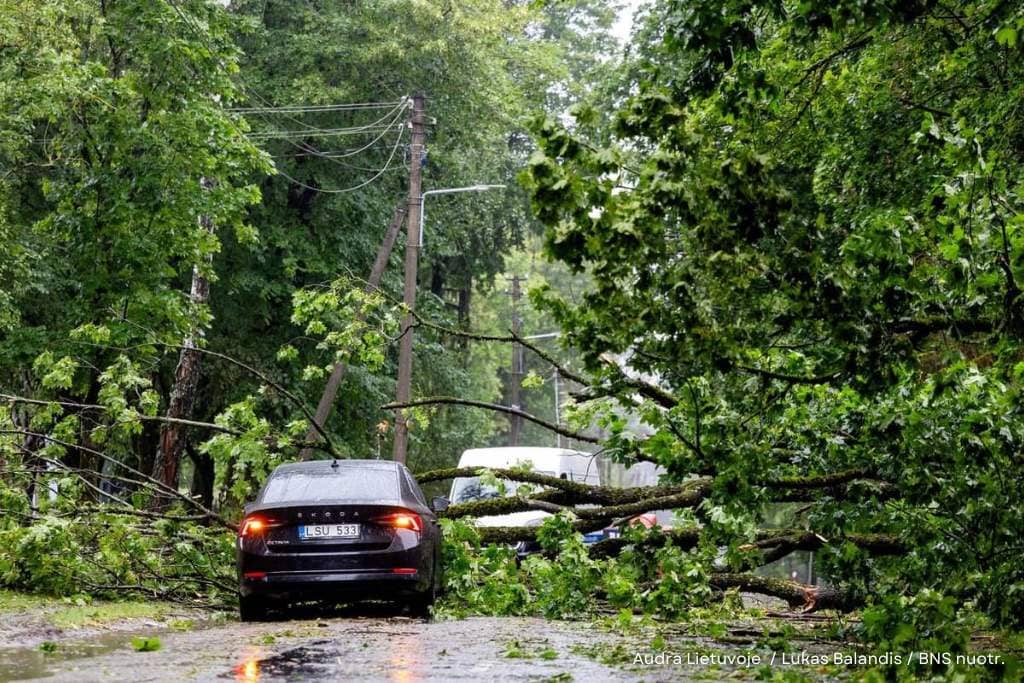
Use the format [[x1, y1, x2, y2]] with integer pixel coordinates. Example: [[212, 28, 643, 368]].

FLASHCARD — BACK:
[[236, 459, 447, 621]]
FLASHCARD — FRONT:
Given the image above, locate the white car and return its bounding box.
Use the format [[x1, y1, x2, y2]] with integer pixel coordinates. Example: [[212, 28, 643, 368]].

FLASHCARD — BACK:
[[449, 447, 601, 534]]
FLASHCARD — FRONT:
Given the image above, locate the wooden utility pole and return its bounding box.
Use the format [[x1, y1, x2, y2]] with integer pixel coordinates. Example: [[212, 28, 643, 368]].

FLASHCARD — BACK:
[[299, 203, 407, 460], [509, 275, 524, 446], [392, 94, 426, 464]]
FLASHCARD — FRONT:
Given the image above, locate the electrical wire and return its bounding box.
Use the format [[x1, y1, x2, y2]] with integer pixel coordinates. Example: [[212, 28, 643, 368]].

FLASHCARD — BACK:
[[244, 98, 409, 141], [241, 98, 409, 137], [230, 102, 404, 113], [268, 151, 399, 173], [163, 0, 411, 196], [247, 125, 399, 140], [272, 120, 406, 194], [278, 103, 410, 160]]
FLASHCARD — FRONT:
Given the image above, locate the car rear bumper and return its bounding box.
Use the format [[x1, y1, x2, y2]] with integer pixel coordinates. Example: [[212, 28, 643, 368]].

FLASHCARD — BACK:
[[239, 567, 427, 599]]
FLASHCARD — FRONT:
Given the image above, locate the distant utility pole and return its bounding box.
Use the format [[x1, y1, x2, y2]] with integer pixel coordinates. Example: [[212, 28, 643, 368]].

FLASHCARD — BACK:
[[392, 93, 426, 464], [508, 275, 524, 446], [299, 203, 407, 461]]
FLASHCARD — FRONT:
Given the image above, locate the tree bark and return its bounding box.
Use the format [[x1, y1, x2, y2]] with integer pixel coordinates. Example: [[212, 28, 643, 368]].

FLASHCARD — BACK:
[[151, 198, 213, 502], [187, 444, 215, 510], [709, 573, 858, 612]]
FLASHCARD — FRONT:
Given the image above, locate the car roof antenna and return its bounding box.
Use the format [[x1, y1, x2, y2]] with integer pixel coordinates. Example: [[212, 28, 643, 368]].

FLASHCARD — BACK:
[[331, 458, 339, 469]]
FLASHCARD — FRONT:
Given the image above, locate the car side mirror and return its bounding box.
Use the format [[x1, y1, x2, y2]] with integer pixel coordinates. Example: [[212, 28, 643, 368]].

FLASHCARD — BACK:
[[431, 496, 450, 513]]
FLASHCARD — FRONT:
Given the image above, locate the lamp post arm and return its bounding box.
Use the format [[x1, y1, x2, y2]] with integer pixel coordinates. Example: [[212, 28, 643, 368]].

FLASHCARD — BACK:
[[419, 184, 507, 247]]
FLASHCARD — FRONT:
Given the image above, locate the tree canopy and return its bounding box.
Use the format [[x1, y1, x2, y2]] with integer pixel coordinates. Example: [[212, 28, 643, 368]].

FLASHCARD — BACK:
[[2, 0, 1023, 672], [524, 0, 1024, 626]]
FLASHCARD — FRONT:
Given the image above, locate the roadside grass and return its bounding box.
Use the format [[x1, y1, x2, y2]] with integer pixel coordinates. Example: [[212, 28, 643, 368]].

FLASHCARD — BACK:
[[0, 588, 199, 629], [0, 589, 51, 611], [52, 601, 175, 629]]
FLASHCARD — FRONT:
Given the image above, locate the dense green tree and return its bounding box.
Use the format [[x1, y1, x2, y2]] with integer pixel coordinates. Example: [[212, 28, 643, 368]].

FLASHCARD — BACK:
[[524, 0, 1024, 625], [0, 0, 267, 478], [208, 0, 622, 476], [0, 0, 621, 604], [0, 0, 620, 505]]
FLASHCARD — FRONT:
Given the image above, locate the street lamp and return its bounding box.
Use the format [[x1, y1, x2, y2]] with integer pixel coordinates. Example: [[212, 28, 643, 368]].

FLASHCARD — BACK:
[[419, 184, 506, 247], [393, 182, 506, 463]]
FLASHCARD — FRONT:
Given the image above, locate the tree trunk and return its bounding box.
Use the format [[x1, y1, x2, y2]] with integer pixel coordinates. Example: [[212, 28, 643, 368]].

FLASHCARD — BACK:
[[430, 259, 446, 298], [187, 444, 215, 511], [457, 284, 471, 349], [152, 205, 213, 502]]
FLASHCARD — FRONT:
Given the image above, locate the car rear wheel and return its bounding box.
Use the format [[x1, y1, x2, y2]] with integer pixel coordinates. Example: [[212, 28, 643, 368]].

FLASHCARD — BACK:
[[239, 594, 271, 622], [409, 575, 437, 619]]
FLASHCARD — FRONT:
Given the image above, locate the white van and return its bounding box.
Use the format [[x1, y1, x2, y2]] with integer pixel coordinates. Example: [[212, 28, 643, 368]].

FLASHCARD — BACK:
[[448, 447, 600, 528]]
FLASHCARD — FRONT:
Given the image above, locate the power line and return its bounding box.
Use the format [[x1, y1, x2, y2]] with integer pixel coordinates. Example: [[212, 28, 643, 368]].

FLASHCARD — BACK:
[[159, 0, 412, 196], [247, 124, 400, 140], [230, 101, 404, 114], [244, 99, 409, 140], [241, 98, 409, 138], [246, 99, 410, 174], [271, 155, 403, 174], [272, 119, 407, 194]]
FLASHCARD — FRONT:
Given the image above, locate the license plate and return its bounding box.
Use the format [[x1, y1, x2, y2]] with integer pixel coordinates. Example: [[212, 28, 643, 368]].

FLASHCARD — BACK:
[[298, 524, 360, 540]]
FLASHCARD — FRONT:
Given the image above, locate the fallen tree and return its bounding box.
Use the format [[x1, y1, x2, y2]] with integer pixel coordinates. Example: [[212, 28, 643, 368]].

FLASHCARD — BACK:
[[414, 466, 905, 613]]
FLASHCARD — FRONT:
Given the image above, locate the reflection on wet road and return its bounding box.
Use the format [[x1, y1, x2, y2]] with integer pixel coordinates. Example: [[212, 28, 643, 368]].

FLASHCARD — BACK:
[[233, 647, 263, 683], [7, 606, 646, 683], [216, 614, 639, 683]]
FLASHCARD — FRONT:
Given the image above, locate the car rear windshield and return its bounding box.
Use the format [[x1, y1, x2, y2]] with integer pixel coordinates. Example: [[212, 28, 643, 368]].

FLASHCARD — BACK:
[[261, 468, 399, 503]]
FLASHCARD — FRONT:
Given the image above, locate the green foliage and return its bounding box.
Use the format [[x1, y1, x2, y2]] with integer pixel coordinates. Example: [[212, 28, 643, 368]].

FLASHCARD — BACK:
[[1, 0, 267, 358], [202, 397, 276, 505], [130, 636, 161, 652], [1, 0, 616, 524], [0, 469, 233, 605], [290, 278, 398, 372], [438, 518, 530, 617], [602, 524, 716, 618], [438, 515, 719, 621], [523, 513, 604, 618], [858, 589, 971, 678], [522, 0, 1024, 630], [0, 0, 621, 631]]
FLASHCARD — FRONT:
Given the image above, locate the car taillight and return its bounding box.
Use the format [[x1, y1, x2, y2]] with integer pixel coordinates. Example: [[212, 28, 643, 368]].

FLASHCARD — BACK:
[[240, 516, 280, 537], [374, 512, 422, 532]]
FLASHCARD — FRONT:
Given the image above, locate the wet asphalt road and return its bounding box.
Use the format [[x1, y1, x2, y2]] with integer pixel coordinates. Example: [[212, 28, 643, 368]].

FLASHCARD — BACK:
[[1, 607, 654, 683]]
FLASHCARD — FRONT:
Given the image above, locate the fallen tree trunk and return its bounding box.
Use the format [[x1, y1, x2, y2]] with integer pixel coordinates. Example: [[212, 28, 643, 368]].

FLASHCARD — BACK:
[[440, 479, 714, 521], [455, 525, 860, 612], [585, 528, 905, 561], [428, 465, 890, 523], [417, 466, 678, 504], [709, 573, 858, 612], [479, 524, 904, 561]]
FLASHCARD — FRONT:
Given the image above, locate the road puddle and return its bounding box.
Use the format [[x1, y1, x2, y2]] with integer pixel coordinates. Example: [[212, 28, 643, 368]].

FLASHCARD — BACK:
[[0, 629, 160, 681], [385, 632, 423, 683], [227, 642, 337, 681], [226, 632, 425, 683]]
